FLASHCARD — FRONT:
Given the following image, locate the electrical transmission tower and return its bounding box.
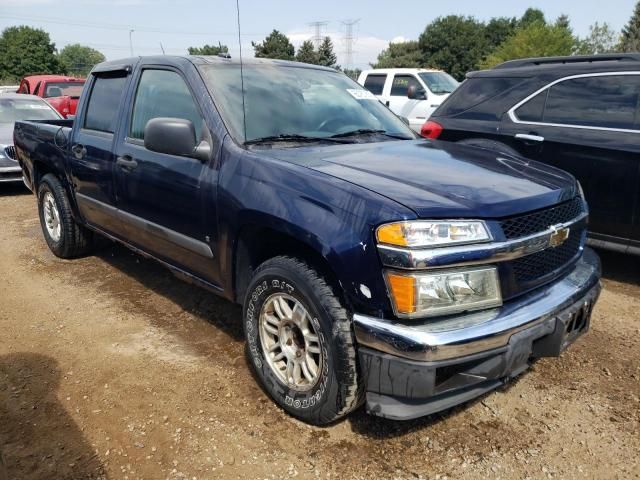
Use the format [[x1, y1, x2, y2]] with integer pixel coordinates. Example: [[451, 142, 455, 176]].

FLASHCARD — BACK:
[[341, 19, 360, 71], [308, 21, 329, 49]]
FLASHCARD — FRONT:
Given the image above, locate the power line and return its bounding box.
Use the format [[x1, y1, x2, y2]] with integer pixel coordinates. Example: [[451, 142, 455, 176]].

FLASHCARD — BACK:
[[341, 19, 360, 71], [308, 21, 328, 49]]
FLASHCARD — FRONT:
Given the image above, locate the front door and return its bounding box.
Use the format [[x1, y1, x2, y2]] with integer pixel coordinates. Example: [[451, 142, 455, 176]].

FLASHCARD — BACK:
[[114, 67, 218, 282]]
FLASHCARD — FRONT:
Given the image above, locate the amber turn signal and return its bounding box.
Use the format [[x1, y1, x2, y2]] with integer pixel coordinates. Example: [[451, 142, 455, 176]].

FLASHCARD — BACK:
[[385, 272, 416, 314]]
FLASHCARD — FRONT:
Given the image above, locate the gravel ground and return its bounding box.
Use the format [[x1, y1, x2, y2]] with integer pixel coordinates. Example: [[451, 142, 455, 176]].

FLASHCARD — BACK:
[[0, 184, 638, 480]]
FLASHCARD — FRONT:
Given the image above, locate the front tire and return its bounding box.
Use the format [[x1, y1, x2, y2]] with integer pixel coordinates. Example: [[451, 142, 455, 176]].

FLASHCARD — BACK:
[[37, 174, 94, 258], [243, 256, 363, 425]]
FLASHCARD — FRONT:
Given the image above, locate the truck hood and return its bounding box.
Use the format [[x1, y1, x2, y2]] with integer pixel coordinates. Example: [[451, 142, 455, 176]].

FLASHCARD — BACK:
[[262, 140, 578, 218]]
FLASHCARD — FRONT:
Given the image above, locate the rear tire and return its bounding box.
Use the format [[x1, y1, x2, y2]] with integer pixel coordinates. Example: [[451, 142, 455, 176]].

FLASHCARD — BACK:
[[37, 174, 94, 258], [243, 256, 363, 425]]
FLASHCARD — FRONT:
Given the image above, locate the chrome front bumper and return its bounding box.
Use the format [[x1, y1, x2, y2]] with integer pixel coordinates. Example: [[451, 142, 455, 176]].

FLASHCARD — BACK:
[[354, 247, 601, 363], [0, 165, 23, 183]]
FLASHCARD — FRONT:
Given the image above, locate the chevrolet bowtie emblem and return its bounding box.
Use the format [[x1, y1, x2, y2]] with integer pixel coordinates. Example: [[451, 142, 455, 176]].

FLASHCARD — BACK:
[[549, 225, 570, 248]]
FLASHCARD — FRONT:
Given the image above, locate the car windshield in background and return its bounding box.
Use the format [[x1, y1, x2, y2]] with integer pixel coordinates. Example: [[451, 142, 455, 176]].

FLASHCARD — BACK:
[[199, 64, 414, 145], [418, 72, 459, 95], [0, 98, 60, 123], [44, 82, 85, 98]]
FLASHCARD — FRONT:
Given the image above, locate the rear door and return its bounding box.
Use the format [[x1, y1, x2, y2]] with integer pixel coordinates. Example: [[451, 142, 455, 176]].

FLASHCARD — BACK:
[[114, 65, 218, 281], [70, 68, 130, 234], [362, 73, 387, 104], [503, 73, 640, 242]]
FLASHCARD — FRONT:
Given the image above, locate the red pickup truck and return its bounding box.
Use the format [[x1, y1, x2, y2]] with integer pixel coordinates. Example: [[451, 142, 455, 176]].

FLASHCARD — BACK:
[[17, 75, 85, 118]]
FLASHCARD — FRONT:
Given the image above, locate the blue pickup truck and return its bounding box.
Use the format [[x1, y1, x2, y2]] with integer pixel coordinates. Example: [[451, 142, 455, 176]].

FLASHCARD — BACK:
[[14, 56, 601, 424]]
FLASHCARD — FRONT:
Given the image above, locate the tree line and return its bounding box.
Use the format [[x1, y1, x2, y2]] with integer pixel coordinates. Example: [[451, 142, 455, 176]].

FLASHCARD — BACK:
[[1, 2, 639, 84]]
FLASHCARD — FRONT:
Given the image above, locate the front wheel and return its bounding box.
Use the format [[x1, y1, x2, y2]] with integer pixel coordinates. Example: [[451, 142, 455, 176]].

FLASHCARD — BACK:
[[243, 256, 363, 425]]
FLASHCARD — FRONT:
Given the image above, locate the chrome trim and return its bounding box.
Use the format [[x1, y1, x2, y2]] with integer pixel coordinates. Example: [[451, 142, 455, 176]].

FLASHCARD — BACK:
[[515, 133, 544, 142], [508, 71, 640, 134], [378, 212, 588, 270], [0, 166, 21, 173], [354, 248, 601, 362]]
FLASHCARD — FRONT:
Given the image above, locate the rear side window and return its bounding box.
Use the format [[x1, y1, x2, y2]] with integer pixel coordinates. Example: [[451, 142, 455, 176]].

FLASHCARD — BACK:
[[129, 69, 203, 141], [363, 74, 386, 95], [515, 90, 547, 122], [84, 74, 127, 133], [390, 75, 421, 97], [543, 75, 640, 130], [437, 77, 522, 117]]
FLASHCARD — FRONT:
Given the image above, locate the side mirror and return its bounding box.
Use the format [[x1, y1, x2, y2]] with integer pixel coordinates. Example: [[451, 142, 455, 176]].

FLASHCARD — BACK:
[[144, 117, 210, 161], [407, 85, 427, 100]]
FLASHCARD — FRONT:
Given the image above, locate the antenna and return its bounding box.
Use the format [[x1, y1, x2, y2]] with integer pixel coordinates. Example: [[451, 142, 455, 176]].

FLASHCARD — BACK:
[[159, 42, 165, 54], [236, 0, 247, 142]]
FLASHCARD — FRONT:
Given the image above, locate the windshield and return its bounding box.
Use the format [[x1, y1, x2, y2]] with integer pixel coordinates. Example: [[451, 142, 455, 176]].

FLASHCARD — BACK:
[[418, 72, 459, 95], [0, 98, 60, 123], [44, 81, 85, 98], [199, 64, 414, 144]]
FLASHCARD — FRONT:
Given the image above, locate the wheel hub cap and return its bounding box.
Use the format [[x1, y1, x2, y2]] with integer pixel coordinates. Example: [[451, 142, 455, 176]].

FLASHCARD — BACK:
[[259, 293, 322, 391], [43, 192, 61, 242]]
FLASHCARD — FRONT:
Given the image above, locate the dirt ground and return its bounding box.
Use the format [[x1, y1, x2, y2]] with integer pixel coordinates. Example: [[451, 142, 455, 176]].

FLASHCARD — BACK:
[[0, 184, 638, 480]]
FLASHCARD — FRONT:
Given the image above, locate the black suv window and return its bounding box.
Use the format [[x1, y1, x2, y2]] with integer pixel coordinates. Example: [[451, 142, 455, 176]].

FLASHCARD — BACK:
[[363, 74, 386, 95], [84, 74, 127, 133], [437, 77, 522, 116], [130, 69, 203, 141], [515, 90, 547, 122], [390, 75, 421, 97], [543, 75, 640, 130]]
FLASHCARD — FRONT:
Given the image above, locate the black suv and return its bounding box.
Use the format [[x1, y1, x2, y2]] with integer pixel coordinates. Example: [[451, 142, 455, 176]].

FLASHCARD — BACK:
[[425, 54, 640, 255]]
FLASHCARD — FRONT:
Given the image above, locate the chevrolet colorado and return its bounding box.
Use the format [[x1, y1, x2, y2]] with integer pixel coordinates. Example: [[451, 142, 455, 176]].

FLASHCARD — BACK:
[[13, 56, 601, 424]]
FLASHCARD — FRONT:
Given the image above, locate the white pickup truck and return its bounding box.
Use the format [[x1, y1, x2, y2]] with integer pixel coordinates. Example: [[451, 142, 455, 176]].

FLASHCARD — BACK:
[[357, 68, 458, 132]]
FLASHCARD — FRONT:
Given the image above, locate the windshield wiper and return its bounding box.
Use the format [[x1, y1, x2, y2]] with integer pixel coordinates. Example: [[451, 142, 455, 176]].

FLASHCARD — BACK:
[[329, 129, 413, 140], [244, 134, 352, 145]]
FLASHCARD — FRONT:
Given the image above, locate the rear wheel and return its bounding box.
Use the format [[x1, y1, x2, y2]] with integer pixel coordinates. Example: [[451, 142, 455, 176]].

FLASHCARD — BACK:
[[37, 174, 94, 258], [243, 256, 363, 425]]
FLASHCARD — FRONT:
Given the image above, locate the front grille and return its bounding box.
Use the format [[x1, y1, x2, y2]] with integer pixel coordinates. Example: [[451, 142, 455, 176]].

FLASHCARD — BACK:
[[500, 197, 584, 240], [4, 145, 16, 160], [511, 229, 583, 283]]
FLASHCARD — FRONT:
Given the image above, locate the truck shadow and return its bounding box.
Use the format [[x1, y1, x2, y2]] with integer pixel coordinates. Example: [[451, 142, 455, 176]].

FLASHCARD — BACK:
[[0, 184, 30, 197], [94, 243, 244, 342], [0, 353, 106, 479], [596, 248, 640, 286]]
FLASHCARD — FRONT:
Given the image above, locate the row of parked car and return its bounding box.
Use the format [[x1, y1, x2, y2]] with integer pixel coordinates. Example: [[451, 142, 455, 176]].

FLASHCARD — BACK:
[[358, 54, 640, 256]]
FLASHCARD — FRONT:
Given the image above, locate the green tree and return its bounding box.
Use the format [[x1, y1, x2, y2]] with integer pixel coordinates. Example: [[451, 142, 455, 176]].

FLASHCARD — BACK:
[[188, 43, 229, 56], [252, 30, 295, 60], [555, 14, 571, 31], [58, 43, 105, 77], [419, 16, 489, 80], [518, 8, 546, 28], [619, 1, 640, 52], [485, 17, 518, 50], [317, 36, 337, 67], [482, 21, 575, 68], [295, 40, 318, 64], [371, 40, 423, 68], [575, 22, 620, 54], [0, 26, 63, 81]]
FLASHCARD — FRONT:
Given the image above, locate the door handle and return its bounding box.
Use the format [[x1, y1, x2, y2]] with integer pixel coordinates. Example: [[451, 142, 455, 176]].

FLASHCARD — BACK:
[[116, 155, 138, 170], [515, 133, 545, 143], [71, 143, 86, 159]]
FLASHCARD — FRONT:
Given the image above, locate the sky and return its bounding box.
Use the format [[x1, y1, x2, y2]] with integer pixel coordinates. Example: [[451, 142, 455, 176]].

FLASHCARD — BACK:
[[0, 0, 637, 69]]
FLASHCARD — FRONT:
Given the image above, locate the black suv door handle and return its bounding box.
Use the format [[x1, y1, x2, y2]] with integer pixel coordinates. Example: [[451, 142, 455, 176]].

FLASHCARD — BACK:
[[515, 133, 545, 143], [71, 143, 86, 159], [116, 155, 138, 171]]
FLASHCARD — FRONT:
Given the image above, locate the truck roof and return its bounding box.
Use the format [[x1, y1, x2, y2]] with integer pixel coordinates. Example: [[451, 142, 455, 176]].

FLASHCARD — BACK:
[[21, 75, 84, 82], [91, 55, 339, 75], [360, 68, 444, 75]]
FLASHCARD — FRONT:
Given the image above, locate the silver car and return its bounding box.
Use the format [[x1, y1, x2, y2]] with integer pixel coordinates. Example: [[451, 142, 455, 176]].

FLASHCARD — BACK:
[[1, 94, 62, 184]]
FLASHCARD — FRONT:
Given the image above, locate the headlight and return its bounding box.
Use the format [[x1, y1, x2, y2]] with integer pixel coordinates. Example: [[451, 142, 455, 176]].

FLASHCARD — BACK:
[[376, 220, 491, 248], [385, 266, 502, 318]]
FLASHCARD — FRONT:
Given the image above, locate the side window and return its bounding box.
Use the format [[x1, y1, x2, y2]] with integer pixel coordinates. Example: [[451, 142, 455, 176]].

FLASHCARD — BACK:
[[390, 75, 421, 97], [18, 81, 29, 94], [515, 90, 548, 122], [130, 69, 203, 141], [363, 74, 386, 95], [84, 74, 127, 133], [544, 75, 640, 130]]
